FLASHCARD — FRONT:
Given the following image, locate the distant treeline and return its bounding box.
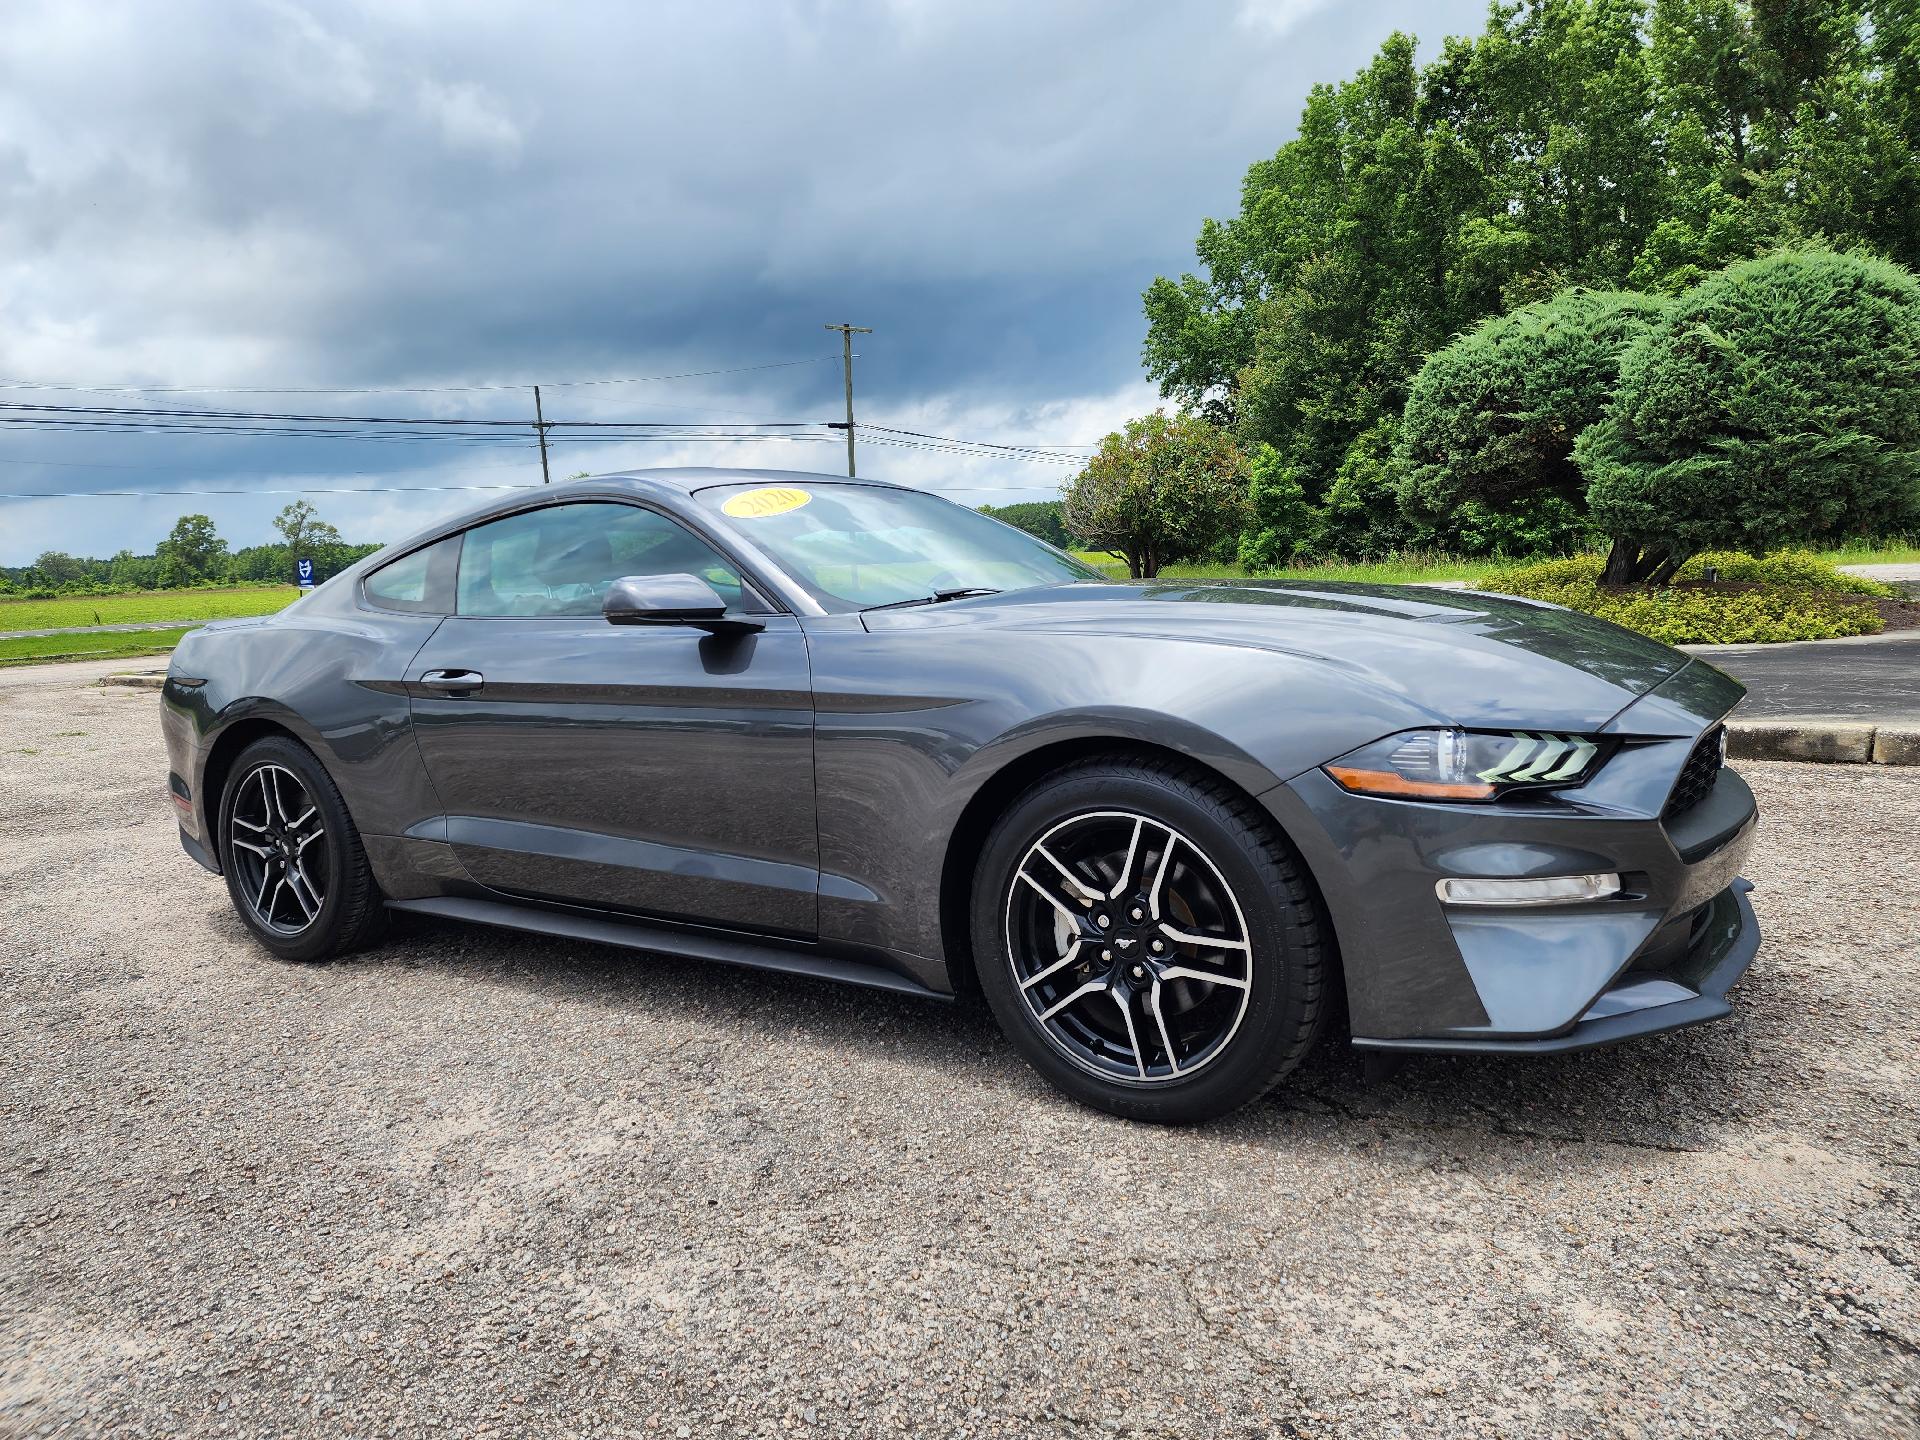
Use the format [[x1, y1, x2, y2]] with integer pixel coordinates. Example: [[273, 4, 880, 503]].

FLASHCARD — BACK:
[[978, 500, 1069, 548], [5, 496, 1077, 598], [1, 502, 378, 596]]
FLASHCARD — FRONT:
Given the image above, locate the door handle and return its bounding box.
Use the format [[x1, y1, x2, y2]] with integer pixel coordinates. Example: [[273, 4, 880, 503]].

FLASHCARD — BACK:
[[418, 668, 484, 694]]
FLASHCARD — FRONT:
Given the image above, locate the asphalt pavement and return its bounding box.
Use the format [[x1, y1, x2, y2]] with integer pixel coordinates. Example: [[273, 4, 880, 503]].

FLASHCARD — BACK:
[[1697, 632, 1920, 724]]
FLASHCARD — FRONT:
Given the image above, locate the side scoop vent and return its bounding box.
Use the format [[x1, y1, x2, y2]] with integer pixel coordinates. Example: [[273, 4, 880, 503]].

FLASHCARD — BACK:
[[1663, 725, 1725, 820]]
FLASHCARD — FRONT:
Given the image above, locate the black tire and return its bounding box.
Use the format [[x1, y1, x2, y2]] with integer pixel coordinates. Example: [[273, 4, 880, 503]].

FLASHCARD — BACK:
[[972, 754, 1329, 1123], [217, 735, 387, 963]]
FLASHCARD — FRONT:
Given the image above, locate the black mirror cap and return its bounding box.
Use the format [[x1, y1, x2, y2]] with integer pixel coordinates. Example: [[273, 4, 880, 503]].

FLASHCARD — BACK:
[[602, 574, 764, 634]]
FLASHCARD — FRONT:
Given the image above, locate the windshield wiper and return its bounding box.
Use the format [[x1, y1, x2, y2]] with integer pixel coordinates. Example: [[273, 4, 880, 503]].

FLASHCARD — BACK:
[[863, 586, 1002, 612]]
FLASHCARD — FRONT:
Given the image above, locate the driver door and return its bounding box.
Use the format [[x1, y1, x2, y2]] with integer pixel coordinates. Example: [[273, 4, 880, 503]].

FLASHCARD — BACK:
[[406, 499, 818, 937]]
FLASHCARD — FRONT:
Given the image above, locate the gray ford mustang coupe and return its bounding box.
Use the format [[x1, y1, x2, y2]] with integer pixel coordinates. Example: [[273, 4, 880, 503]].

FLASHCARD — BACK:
[[162, 469, 1760, 1122]]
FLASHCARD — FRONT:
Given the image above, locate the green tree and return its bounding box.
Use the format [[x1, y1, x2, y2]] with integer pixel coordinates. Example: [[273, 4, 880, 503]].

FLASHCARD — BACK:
[[1399, 288, 1666, 516], [1313, 419, 1432, 558], [1147, 5, 1669, 497], [272, 500, 343, 558], [107, 549, 160, 590], [1237, 446, 1315, 570], [1061, 412, 1248, 578], [977, 500, 1069, 547], [31, 551, 84, 588], [156, 514, 228, 585], [1577, 248, 1920, 581], [1143, 0, 1919, 554], [1636, 0, 1884, 288]]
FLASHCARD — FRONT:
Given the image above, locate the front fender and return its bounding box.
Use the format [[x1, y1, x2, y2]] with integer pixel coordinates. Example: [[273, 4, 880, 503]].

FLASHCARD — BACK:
[[806, 623, 1439, 974]]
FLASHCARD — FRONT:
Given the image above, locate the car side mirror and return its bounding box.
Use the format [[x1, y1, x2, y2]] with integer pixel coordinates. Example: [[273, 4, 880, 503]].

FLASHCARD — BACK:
[[602, 574, 764, 635]]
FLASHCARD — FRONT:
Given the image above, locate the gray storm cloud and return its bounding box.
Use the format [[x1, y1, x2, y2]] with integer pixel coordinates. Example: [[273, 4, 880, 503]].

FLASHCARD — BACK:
[[0, 0, 1479, 561]]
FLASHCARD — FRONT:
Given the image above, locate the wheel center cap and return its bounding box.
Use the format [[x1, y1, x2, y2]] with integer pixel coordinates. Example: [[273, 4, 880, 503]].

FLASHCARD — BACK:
[[1105, 929, 1156, 985]]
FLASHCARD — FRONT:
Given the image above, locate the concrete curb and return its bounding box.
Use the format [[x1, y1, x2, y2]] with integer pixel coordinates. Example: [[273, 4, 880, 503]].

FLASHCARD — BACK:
[[1681, 628, 1920, 654], [1728, 719, 1920, 766]]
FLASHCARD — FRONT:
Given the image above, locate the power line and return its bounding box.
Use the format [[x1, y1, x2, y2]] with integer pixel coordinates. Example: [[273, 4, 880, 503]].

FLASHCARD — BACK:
[[0, 354, 846, 398], [855, 433, 1078, 466], [0, 450, 548, 473], [0, 421, 834, 451], [864, 422, 1098, 456], [0, 482, 551, 499], [0, 400, 821, 428], [0, 477, 1061, 501]]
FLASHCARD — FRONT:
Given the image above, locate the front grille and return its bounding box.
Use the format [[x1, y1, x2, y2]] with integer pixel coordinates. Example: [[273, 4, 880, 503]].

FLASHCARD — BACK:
[[1663, 725, 1725, 819]]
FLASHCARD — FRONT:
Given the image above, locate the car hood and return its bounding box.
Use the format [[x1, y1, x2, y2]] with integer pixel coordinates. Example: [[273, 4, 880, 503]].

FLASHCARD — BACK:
[[861, 580, 1695, 732]]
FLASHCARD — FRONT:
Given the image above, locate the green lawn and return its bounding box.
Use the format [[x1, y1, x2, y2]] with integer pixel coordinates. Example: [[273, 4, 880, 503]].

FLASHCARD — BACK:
[[0, 626, 195, 667], [1815, 542, 1920, 567], [0, 585, 300, 631]]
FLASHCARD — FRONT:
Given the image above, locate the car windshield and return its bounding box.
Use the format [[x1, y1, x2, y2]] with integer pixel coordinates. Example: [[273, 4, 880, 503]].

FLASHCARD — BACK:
[[694, 481, 1099, 612]]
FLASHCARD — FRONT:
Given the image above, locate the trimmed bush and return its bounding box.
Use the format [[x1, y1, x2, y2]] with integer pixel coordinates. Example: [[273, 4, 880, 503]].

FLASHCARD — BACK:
[[1577, 248, 1920, 583], [1401, 288, 1667, 513], [1484, 553, 1886, 644], [1676, 549, 1895, 597]]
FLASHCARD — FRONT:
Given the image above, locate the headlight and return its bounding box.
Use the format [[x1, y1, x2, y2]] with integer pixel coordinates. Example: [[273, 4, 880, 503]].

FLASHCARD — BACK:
[[1324, 729, 1603, 802]]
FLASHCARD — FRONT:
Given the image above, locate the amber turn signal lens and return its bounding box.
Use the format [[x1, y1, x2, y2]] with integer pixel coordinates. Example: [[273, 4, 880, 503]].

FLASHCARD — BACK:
[[1322, 766, 1496, 801]]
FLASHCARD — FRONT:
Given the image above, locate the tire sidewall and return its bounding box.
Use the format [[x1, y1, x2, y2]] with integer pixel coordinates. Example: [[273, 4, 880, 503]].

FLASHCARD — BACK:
[[971, 766, 1312, 1123], [218, 737, 355, 963]]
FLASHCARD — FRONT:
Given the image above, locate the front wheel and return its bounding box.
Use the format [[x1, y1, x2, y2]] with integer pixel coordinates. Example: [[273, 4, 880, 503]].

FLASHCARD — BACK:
[[972, 756, 1330, 1123], [218, 735, 387, 963]]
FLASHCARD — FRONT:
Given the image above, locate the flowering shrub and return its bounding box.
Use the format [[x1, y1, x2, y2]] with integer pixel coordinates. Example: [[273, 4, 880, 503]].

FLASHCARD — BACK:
[[1483, 552, 1886, 644]]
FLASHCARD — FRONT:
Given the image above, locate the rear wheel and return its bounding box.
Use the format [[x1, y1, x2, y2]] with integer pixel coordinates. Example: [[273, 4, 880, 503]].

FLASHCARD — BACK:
[[218, 736, 386, 963], [972, 756, 1329, 1123]]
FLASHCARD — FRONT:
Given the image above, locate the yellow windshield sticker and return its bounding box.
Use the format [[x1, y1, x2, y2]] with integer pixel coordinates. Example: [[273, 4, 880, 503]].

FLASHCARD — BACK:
[[721, 486, 812, 519]]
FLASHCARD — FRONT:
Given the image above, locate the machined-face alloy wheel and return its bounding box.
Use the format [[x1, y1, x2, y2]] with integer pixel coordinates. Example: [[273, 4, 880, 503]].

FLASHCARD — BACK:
[[1003, 809, 1254, 1085], [225, 762, 330, 935]]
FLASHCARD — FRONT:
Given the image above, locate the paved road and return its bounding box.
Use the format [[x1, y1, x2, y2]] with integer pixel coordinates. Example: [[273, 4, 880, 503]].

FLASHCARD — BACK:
[[3, 669, 1917, 1438], [1699, 632, 1920, 724], [0, 657, 160, 688], [1840, 561, 1920, 584], [0, 619, 208, 640]]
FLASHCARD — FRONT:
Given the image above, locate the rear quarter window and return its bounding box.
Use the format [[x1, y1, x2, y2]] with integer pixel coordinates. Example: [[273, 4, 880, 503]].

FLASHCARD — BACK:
[[363, 534, 460, 614]]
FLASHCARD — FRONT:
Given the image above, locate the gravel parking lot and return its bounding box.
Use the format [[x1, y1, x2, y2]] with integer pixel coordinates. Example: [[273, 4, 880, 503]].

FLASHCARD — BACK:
[[3, 664, 1916, 1439]]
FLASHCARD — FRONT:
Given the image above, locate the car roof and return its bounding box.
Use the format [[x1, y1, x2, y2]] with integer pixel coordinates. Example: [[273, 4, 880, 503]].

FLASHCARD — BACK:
[[383, 467, 909, 546], [327, 467, 921, 600], [569, 466, 911, 499]]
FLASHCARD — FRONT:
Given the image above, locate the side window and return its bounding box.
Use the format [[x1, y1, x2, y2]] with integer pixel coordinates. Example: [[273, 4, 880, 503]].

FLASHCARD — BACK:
[[455, 502, 755, 618], [363, 534, 459, 614]]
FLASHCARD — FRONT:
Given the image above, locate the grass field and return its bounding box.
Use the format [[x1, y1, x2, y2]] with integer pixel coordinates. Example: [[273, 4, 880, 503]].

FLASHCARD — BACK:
[[0, 585, 299, 632], [1815, 542, 1920, 566], [0, 626, 194, 667]]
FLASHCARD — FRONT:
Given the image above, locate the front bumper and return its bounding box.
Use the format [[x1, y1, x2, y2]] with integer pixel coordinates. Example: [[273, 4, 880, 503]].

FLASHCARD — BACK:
[[1350, 877, 1759, 1054], [1260, 679, 1763, 1054]]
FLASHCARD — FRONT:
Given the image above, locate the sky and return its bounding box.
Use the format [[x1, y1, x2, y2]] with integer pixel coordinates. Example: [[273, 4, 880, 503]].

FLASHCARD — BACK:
[[0, 0, 1483, 565]]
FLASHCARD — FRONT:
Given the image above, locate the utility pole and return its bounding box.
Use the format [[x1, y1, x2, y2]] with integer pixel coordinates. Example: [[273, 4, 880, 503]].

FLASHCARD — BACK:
[[823, 322, 872, 476], [532, 384, 552, 484]]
